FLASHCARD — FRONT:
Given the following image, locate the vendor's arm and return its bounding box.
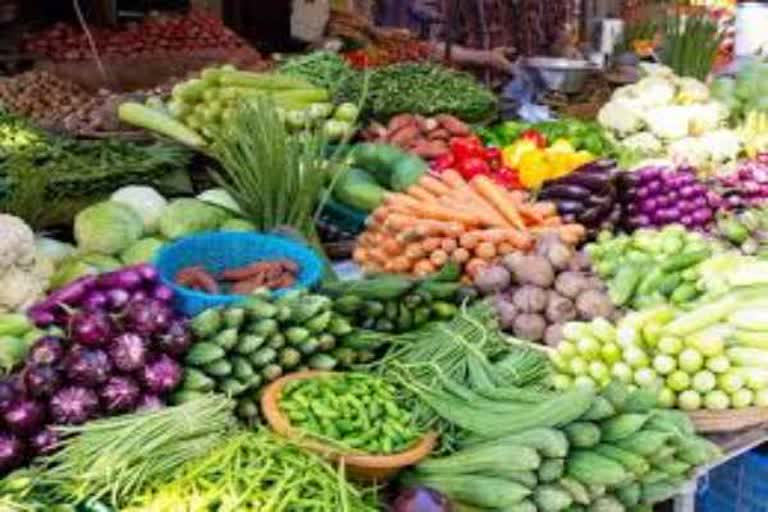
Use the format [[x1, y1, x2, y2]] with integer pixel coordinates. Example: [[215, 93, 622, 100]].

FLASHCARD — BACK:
[[429, 42, 515, 74]]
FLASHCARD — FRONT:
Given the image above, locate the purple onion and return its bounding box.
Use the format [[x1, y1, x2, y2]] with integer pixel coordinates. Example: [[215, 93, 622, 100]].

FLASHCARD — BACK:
[[97, 268, 142, 291], [150, 284, 174, 303], [109, 333, 147, 372], [638, 167, 661, 183], [4, 400, 46, 434], [124, 299, 172, 336], [154, 318, 191, 357], [636, 187, 651, 199], [656, 195, 672, 208], [680, 185, 697, 198], [646, 180, 662, 194], [630, 214, 652, 228], [129, 290, 149, 303], [640, 198, 658, 213], [0, 381, 16, 413], [681, 215, 694, 227], [100, 376, 140, 413], [50, 386, 100, 425], [69, 310, 113, 347], [140, 354, 182, 394], [137, 394, 164, 411], [65, 348, 112, 386], [27, 307, 56, 328], [692, 208, 712, 224], [105, 288, 130, 312], [677, 200, 694, 214], [134, 264, 159, 283], [29, 428, 59, 455], [0, 434, 25, 474], [82, 291, 109, 311], [27, 336, 66, 366], [24, 365, 61, 398]]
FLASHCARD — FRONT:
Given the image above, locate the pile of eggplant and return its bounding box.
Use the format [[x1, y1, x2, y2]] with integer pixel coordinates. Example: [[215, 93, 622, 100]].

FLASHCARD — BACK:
[[538, 160, 621, 238]]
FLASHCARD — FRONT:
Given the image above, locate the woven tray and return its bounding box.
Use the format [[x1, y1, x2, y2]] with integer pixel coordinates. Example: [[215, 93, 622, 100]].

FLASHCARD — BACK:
[[688, 407, 768, 433]]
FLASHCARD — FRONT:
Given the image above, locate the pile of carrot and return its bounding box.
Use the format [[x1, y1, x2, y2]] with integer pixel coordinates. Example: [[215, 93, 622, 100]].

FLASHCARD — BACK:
[[352, 169, 585, 280]]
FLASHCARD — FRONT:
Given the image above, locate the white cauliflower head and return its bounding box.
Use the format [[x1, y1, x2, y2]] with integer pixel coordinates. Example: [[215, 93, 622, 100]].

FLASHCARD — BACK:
[[0, 214, 36, 270], [644, 105, 692, 140], [675, 77, 710, 104], [667, 137, 709, 168], [699, 130, 743, 164], [598, 100, 644, 135], [634, 76, 676, 107], [620, 132, 664, 155], [688, 102, 728, 136], [0, 266, 47, 313]]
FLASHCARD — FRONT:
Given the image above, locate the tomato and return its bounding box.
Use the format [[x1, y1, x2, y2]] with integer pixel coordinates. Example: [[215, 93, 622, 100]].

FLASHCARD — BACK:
[[520, 129, 548, 148], [449, 136, 485, 161], [458, 157, 491, 179], [430, 153, 455, 172], [495, 167, 522, 189]]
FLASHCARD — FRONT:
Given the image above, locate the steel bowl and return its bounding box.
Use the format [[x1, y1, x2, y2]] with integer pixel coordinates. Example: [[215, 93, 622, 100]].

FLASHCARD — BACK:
[[523, 57, 598, 94]]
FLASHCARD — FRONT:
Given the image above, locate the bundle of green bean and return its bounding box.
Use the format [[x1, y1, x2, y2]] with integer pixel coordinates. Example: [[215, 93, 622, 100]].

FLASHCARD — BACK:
[[279, 373, 423, 455]]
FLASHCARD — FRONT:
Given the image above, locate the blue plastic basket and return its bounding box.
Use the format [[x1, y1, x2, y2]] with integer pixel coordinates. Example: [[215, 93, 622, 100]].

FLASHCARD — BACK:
[[697, 449, 768, 512], [155, 231, 324, 316]]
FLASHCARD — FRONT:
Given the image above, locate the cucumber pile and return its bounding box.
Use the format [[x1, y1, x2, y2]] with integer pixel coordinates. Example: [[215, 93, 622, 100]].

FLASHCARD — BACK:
[[173, 289, 355, 423], [323, 268, 471, 336]]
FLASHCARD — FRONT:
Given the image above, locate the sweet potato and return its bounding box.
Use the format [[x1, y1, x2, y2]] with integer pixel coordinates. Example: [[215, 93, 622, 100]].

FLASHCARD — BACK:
[[428, 128, 451, 141], [436, 114, 470, 136], [388, 125, 421, 146], [409, 140, 449, 159], [387, 113, 416, 132]]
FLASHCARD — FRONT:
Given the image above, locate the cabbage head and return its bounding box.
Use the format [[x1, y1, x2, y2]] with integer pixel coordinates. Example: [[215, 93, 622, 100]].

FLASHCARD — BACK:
[[121, 238, 165, 265], [219, 218, 256, 232], [74, 201, 144, 255], [158, 198, 229, 240], [110, 186, 168, 234]]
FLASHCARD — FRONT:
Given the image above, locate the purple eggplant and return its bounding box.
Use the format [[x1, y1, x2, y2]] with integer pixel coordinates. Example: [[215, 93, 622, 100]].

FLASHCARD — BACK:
[[554, 199, 587, 216], [0, 381, 16, 413], [140, 354, 182, 394], [50, 386, 100, 424], [109, 333, 147, 372], [124, 299, 172, 336], [4, 400, 46, 434], [154, 318, 191, 357], [539, 183, 591, 201], [24, 365, 61, 398], [100, 376, 140, 413], [97, 268, 142, 291], [0, 434, 25, 474], [392, 487, 452, 512], [27, 336, 66, 366], [70, 310, 113, 347], [29, 428, 59, 455], [65, 348, 112, 386]]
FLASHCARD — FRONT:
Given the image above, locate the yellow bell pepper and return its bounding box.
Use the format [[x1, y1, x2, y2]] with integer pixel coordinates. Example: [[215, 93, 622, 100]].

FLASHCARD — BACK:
[[547, 138, 576, 153], [518, 150, 551, 189], [502, 139, 538, 168]]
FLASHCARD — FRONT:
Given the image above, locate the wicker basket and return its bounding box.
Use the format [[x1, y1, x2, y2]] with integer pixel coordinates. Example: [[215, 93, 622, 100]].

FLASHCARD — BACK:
[[688, 407, 768, 433]]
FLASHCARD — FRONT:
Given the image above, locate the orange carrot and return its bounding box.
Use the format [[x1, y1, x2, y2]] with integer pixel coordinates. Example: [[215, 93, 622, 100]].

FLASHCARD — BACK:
[[391, 256, 413, 273], [413, 259, 436, 276], [440, 169, 469, 190], [471, 175, 525, 229], [444, 190, 509, 227], [452, 247, 470, 263], [459, 231, 480, 249], [384, 213, 419, 231], [419, 174, 453, 196], [412, 220, 465, 238], [406, 185, 438, 203], [353, 247, 368, 262], [405, 243, 426, 260], [441, 238, 458, 253], [430, 249, 449, 267], [497, 242, 516, 255], [475, 242, 497, 260], [465, 258, 488, 277], [421, 237, 442, 252], [541, 216, 563, 227], [382, 238, 403, 255]]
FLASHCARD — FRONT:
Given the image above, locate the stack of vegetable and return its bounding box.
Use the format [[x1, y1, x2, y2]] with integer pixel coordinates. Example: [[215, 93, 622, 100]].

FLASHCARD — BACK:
[[0, 264, 188, 474], [404, 379, 720, 511], [430, 136, 521, 190], [353, 169, 585, 280], [50, 187, 251, 290], [323, 267, 463, 335], [597, 64, 741, 169], [279, 372, 424, 455], [333, 143, 427, 212], [552, 256, 768, 411], [0, 71, 90, 129], [360, 113, 471, 160], [120, 66, 358, 146], [714, 206, 768, 257], [482, 119, 616, 157], [474, 233, 616, 345], [620, 166, 722, 230], [711, 158, 768, 211], [586, 225, 716, 310], [539, 160, 622, 237], [176, 289, 354, 422], [278, 51, 356, 96], [21, 10, 249, 61], [0, 215, 51, 313]]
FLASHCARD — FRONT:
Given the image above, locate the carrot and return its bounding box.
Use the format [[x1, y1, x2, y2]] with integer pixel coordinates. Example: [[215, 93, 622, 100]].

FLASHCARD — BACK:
[[391, 256, 413, 273], [441, 238, 458, 253], [405, 243, 426, 260], [541, 216, 563, 227], [475, 242, 497, 260], [384, 192, 422, 212], [384, 213, 419, 231], [371, 206, 391, 223], [497, 242, 516, 255], [353, 247, 368, 262], [444, 190, 509, 227], [459, 231, 480, 249], [413, 259, 436, 276], [367, 248, 388, 264], [421, 237, 442, 252], [406, 185, 438, 203], [408, 202, 480, 225], [419, 174, 453, 197], [471, 175, 525, 229], [441, 169, 469, 190], [401, 219, 465, 239], [451, 247, 470, 263], [460, 228, 519, 244], [465, 258, 488, 277], [382, 238, 403, 256], [430, 249, 449, 267]]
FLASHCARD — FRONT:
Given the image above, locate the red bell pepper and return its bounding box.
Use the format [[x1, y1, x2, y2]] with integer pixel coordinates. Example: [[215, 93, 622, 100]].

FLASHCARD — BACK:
[[449, 136, 485, 161], [520, 129, 548, 148]]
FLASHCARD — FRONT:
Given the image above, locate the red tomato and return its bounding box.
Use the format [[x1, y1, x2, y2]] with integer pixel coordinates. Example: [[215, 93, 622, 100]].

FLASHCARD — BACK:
[[484, 147, 502, 169], [430, 153, 456, 172], [495, 167, 522, 189], [520, 129, 548, 148], [449, 136, 484, 161], [459, 158, 491, 179]]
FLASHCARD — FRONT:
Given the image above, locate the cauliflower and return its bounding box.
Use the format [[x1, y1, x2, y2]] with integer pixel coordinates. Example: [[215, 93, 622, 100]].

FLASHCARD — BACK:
[[639, 63, 675, 79], [634, 76, 676, 107], [688, 102, 728, 136], [598, 100, 644, 135], [0, 214, 36, 270], [620, 132, 663, 155], [0, 215, 48, 312], [699, 129, 743, 164], [644, 105, 691, 140], [667, 137, 709, 168], [675, 77, 710, 104]]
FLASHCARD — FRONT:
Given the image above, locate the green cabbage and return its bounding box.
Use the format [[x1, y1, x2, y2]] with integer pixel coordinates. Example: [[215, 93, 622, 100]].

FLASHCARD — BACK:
[[121, 238, 165, 265], [74, 201, 144, 255], [158, 198, 229, 240], [219, 218, 256, 232]]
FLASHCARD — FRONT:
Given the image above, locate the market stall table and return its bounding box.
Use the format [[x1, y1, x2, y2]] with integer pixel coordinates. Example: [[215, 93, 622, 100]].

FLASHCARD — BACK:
[[671, 425, 768, 512]]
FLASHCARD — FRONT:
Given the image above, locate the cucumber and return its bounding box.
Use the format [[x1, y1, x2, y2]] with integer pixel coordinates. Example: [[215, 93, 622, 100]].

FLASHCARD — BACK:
[[223, 308, 246, 329], [182, 368, 215, 392], [213, 328, 239, 350], [250, 347, 278, 367], [334, 295, 363, 314], [219, 378, 247, 396], [190, 309, 222, 338], [202, 358, 233, 377], [185, 342, 225, 366], [306, 311, 333, 333], [232, 356, 255, 381], [249, 319, 279, 337], [236, 335, 266, 355], [267, 333, 286, 350], [262, 364, 283, 381], [308, 354, 338, 370]]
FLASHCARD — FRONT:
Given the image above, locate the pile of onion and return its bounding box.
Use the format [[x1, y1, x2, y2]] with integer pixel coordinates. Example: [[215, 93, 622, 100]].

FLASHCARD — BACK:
[[712, 157, 768, 211], [0, 264, 189, 475]]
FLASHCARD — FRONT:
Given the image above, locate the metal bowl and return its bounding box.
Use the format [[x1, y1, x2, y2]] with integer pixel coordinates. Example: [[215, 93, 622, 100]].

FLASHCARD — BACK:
[[523, 57, 598, 94]]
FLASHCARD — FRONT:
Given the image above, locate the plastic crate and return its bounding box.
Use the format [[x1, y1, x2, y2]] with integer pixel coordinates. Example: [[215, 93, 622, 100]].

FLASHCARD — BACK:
[[155, 231, 323, 316], [697, 449, 768, 512]]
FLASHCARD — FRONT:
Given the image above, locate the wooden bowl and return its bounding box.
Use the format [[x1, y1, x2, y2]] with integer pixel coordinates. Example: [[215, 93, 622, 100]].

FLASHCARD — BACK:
[[261, 370, 438, 480], [688, 407, 768, 433]]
